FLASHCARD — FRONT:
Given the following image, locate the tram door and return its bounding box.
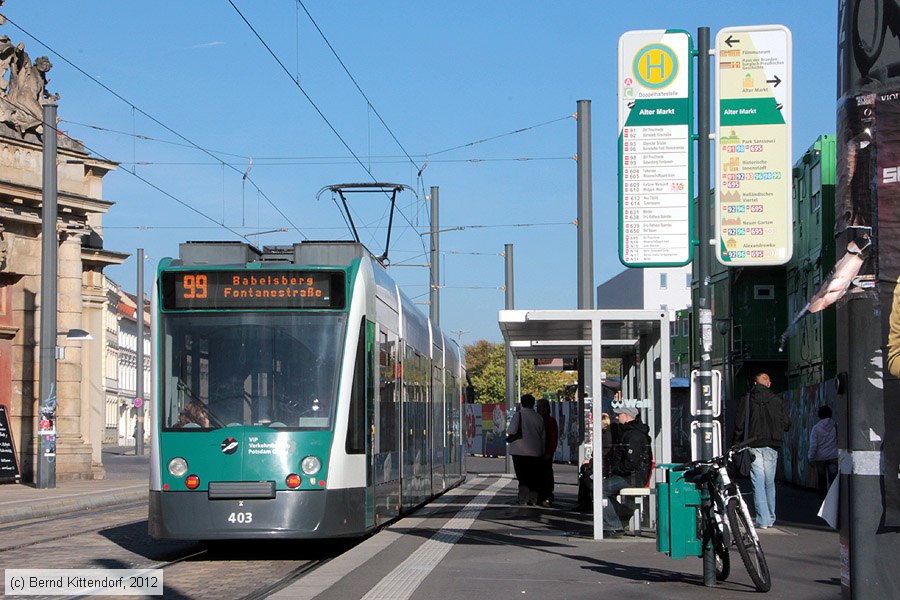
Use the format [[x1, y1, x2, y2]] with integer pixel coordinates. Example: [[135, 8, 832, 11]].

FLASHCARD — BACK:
[[402, 347, 429, 508], [431, 363, 445, 493], [374, 329, 400, 523]]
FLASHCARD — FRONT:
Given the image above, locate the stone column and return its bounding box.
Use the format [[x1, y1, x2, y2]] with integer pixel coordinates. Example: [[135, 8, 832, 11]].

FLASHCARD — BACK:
[[55, 233, 91, 479], [82, 267, 106, 478]]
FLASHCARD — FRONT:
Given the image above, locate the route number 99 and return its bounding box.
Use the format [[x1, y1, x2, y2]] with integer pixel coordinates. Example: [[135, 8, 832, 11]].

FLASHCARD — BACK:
[[183, 274, 208, 299]]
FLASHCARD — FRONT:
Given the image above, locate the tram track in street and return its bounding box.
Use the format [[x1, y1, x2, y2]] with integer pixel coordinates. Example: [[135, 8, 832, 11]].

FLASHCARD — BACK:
[[0, 497, 351, 600], [0, 501, 149, 553]]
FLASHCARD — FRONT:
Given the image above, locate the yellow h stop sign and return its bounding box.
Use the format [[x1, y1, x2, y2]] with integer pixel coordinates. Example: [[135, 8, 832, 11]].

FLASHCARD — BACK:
[[633, 44, 679, 89]]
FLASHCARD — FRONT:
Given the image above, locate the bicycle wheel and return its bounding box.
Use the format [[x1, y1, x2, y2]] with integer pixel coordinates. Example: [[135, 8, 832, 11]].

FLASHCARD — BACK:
[[714, 524, 730, 581], [726, 497, 771, 592]]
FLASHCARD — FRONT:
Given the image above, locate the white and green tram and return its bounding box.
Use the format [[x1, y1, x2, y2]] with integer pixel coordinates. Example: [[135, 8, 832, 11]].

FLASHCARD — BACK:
[[149, 241, 466, 540]]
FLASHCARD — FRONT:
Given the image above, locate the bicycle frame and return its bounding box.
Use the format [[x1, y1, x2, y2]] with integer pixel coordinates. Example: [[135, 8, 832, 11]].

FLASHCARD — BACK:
[[676, 444, 771, 591]]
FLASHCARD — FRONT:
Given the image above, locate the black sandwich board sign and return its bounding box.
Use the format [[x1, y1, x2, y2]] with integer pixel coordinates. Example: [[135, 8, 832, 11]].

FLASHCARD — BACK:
[[0, 405, 21, 483]]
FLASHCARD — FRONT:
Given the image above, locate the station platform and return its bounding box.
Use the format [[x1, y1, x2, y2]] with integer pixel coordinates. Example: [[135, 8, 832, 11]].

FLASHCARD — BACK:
[[274, 456, 841, 600], [0, 452, 840, 599], [0, 446, 148, 524]]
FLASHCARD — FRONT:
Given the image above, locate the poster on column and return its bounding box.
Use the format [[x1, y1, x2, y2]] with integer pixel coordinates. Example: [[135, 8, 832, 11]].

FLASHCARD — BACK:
[[876, 90, 900, 527], [482, 404, 506, 457]]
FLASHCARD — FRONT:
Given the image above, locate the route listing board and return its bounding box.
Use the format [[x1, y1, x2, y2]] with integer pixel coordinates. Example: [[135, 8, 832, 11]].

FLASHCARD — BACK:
[[618, 29, 694, 267], [715, 25, 793, 266]]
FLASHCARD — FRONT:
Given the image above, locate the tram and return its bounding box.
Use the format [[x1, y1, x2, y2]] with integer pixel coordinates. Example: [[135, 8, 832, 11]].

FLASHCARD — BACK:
[[149, 240, 466, 540]]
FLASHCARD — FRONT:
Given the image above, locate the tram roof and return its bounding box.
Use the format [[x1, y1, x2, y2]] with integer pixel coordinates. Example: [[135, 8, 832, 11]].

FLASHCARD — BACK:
[[498, 309, 668, 360]]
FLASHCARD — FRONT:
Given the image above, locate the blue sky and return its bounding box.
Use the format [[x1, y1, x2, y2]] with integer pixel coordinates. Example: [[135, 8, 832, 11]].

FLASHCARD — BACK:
[[4, 1, 837, 343]]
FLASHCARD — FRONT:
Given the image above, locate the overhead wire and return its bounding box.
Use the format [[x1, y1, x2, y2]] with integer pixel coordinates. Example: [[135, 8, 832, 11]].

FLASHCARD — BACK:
[[2, 16, 308, 240], [58, 125, 249, 241], [101, 220, 574, 231], [226, 0, 428, 260], [10, 11, 577, 268], [295, 0, 422, 173], [60, 120, 573, 165], [427, 114, 575, 157]]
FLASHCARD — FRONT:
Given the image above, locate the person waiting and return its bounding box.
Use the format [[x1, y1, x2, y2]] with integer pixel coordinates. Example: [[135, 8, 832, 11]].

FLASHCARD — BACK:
[[506, 394, 545, 505], [575, 412, 612, 512], [601, 406, 651, 537], [808, 405, 839, 503], [535, 398, 559, 507]]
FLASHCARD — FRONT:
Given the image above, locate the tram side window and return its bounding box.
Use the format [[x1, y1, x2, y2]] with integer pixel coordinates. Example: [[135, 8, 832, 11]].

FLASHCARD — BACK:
[[367, 322, 376, 461], [346, 318, 367, 454], [446, 371, 458, 444], [378, 332, 398, 453]]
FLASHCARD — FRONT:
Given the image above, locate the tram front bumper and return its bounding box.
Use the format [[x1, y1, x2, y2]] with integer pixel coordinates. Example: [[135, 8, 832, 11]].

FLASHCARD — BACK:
[[148, 487, 368, 540]]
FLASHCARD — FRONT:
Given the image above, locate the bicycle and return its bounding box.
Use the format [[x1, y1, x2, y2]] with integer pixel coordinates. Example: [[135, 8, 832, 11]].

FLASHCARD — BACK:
[[672, 442, 772, 592]]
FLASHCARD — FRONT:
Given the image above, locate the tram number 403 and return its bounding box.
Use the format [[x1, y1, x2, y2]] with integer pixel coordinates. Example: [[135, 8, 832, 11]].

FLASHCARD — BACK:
[[227, 512, 253, 524]]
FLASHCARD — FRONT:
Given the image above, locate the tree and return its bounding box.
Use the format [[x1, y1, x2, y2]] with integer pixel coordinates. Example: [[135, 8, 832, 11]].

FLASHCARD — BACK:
[[464, 340, 577, 404], [464, 339, 496, 382]]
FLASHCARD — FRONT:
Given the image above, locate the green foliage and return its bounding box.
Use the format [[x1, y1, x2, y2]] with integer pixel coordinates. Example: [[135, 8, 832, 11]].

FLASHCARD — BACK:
[[464, 339, 496, 382], [464, 340, 577, 404], [601, 358, 621, 379]]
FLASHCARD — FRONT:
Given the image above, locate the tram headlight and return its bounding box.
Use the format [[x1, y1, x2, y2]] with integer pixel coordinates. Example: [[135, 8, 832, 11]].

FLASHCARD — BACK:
[[168, 457, 188, 477], [301, 455, 321, 476]]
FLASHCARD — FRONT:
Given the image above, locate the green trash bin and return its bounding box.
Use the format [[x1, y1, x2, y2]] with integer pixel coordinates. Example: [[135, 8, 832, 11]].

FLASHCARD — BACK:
[[655, 464, 703, 559]]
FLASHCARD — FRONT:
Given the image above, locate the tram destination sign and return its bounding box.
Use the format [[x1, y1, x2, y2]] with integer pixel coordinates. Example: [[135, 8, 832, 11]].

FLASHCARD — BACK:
[[715, 25, 792, 266], [161, 270, 346, 310], [618, 29, 694, 267]]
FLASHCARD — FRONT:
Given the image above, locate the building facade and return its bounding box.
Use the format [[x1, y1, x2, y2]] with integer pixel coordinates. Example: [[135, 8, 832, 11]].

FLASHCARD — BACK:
[[103, 279, 151, 447], [596, 265, 692, 319], [0, 42, 127, 481]]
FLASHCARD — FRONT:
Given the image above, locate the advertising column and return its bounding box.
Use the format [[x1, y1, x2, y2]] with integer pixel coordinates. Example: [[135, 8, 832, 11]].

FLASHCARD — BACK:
[[835, 1, 900, 596]]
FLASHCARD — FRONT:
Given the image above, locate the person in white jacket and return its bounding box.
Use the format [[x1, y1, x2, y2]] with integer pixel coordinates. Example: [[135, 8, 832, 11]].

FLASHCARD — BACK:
[[808, 405, 839, 502], [506, 394, 545, 505]]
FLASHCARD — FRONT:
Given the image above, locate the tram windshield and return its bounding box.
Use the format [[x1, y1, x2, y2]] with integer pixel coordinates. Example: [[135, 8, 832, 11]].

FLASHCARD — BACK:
[[160, 312, 347, 430]]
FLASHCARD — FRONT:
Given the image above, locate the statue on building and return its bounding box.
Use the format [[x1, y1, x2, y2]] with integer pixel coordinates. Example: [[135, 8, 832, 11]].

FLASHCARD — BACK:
[[0, 39, 58, 137], [0, 1, 61, 139]]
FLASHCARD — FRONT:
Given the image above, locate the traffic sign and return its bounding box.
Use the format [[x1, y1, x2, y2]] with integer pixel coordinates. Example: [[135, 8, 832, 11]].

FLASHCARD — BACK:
[[618, 30, 694, 267], [133, 397, 143, 408], [715, 25, 793, 266]]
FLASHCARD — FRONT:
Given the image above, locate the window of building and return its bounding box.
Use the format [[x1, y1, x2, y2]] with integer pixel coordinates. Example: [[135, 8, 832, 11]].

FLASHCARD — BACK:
[[686, 273, 692, 288], [811, 161, 822, 212], [754, 285, 775, 300], [683, 318, 689, 337], [660, 273, 668, 289]]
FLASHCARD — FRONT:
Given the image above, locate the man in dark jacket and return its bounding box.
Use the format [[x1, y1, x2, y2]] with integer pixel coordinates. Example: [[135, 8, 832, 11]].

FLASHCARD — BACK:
[[601, 405, 652, 536], [732, 372, 791, 529]]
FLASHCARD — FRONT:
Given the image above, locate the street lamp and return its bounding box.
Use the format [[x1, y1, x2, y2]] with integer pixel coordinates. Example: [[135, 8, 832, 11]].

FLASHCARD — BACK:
[[55, 329, 93, 359]]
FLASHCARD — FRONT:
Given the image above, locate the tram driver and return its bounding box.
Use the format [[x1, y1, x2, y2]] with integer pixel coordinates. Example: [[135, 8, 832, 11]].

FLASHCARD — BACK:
[[176, 399, 210, 428]]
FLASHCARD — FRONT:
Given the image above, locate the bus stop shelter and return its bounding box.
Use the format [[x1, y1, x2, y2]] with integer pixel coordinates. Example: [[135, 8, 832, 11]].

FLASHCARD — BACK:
[[498, 308, 672, 540]]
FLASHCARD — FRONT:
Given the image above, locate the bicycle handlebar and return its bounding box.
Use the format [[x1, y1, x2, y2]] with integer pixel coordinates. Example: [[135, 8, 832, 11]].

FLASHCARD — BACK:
[[669, 437, 758, 472]]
